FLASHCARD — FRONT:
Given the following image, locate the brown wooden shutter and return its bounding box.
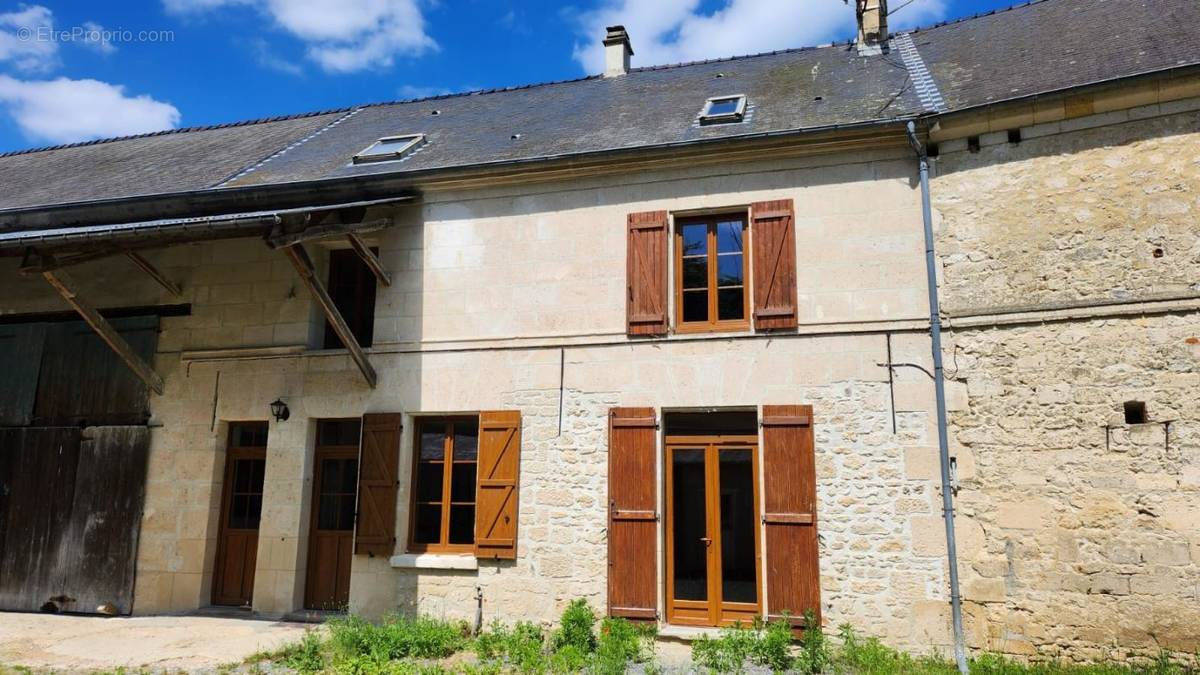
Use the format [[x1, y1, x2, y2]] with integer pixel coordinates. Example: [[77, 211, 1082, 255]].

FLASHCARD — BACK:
[[355, 413, 402, 556], [607, 407, 658, 620], [475, 411, 521, 560], [751, 200, 799, 330], [761, 404, 820, 627], [626, 211, 669, 336]]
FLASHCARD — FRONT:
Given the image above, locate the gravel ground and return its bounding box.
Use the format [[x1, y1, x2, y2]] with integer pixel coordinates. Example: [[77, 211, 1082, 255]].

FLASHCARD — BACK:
[[0, 613, 313, 673]]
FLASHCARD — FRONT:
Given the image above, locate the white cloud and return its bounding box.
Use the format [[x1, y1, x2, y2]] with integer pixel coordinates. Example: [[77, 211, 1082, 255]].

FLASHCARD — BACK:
[[572, 0, 947, 73], [0, 75, 180, 144], [251, 37, 303, 75], [80, 21, 117, 55], [0, 4, 58, 73], [397, 83, 451, 99], [165, 0, 437, 73]]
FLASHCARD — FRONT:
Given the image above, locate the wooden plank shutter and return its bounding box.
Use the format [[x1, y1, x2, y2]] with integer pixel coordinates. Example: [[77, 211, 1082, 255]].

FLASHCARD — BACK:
[[355, 413, 402, 556], [626, 211, 669, 336], [751, 200, 799, 330], [762, 404, 820, 627], [475, 411, 521, 560], [607, 407, 658, 620]]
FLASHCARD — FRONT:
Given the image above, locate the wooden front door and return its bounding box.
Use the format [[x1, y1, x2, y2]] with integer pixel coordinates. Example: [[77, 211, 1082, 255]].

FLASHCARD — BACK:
[[212, 423, 268, 607], [304, 420, 361, 611], [665, 435, 761, 626]]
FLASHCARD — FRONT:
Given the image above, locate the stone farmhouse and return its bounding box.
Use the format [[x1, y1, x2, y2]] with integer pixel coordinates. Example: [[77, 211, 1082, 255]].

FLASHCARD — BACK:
[[0, 0, 1196, 663]]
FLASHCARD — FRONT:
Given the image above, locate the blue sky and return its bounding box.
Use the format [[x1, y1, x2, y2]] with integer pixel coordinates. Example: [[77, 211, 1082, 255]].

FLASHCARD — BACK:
[[0, 0, 1017, 153]]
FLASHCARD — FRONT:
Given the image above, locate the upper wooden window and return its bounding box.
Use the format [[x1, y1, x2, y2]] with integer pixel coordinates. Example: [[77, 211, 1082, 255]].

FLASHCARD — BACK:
[[409, 417, 479, 553], [324, 248, 377, 349], [675, 213, 750, 332]]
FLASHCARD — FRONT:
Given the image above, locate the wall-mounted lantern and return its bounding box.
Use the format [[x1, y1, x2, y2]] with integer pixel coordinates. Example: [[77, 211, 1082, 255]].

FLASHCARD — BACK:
[[270, 398, 290, 422]]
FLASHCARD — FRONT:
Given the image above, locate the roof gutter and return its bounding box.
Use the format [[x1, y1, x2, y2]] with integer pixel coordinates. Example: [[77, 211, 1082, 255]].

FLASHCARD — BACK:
[[0, 115, 921, 232], [0, 196, 414, 253]]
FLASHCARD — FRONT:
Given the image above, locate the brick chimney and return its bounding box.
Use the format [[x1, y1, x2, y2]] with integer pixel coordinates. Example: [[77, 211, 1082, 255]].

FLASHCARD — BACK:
[[856, 0, 889, 55], [603, 25, 633, 77]]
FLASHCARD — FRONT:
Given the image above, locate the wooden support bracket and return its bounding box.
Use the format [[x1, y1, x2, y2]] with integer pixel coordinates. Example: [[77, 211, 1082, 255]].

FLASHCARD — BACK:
[[41, 264, 165, 395], [125, 251, 183, 297], [282, 243, 378, 388], [345, 233, 392, 287]]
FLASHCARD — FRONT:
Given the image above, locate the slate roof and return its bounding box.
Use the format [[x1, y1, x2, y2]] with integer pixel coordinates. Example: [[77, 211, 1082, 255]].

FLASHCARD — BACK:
[[0, 0, 1197, 215]]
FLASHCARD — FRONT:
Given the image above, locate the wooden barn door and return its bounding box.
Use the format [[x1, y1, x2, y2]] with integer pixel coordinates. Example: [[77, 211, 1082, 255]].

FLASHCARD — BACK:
[[0, 426, 150, 614], [212, 423, 268, 607], [305, 420, 361, 611], [0, 317, 157, 615]]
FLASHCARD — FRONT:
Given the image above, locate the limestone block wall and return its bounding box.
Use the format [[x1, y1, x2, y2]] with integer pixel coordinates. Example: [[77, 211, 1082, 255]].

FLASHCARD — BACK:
[[944, 316, 1199, 659], [932, 105, 1200, 313], [931, 101, 1200, 659]]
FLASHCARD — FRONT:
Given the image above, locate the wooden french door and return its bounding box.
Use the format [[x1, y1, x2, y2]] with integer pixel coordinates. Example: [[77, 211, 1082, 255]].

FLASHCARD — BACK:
[[304, 420, 361, 611], [665, 436, 761, 626], [212, 422, 268, 607]]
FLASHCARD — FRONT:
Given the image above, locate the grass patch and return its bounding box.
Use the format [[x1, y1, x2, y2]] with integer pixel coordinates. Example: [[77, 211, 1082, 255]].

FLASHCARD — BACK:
[[691, 620, 1199, 674], [474, 601, 656, 674], [251, 603, 1198, 674]]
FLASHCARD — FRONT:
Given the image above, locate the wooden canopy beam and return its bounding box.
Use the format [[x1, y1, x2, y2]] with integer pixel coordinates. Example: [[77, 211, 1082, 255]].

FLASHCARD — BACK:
[[345, 233, 392, 287], [125, 251, 183, 297], [282, 243, 377, 388], [41, 264, 165, 395]]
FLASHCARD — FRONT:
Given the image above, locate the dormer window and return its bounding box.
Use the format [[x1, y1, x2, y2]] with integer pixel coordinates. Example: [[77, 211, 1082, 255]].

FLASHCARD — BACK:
[[699, 95, 747, 125], [353, 134, 426, 164]]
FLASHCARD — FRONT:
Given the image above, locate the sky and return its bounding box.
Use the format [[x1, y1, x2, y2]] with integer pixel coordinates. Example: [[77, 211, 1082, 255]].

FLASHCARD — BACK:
[[0, 0, 1018, 153]]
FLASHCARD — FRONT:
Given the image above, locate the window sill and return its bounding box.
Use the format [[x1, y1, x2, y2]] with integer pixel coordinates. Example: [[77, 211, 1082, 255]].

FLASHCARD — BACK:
[[389, 553, 478, 570]]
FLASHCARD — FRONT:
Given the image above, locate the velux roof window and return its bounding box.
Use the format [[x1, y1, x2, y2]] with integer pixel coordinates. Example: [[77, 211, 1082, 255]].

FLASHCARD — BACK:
[[699, 95, 747, 125], [353, 134, 426, 164]]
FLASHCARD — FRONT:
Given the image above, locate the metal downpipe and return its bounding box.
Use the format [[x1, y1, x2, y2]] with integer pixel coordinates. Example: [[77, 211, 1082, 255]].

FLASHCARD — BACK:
[[906, 121, 969, 674]]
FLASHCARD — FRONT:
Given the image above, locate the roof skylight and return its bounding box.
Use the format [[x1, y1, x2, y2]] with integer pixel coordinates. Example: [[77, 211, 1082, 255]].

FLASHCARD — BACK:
[[353, 134, 426, 164], [699, 95, 747, 125]]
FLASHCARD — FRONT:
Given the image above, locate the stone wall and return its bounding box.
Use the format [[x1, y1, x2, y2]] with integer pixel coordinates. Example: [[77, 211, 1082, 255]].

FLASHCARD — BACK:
[[933, 106, 1200, 313], [932, 102, 1200, 659]]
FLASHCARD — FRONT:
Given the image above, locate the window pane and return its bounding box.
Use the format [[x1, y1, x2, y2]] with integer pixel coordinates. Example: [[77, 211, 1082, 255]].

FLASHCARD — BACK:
[[338, 492, 356, 530], [416, 462, 444, 502], [451, 464, 476, 502], [718, 288, 745, 321], [360, 136, 418, 157], [229, 495, 249, 529], [680, 224, 707, 256], [448, 506, 475, 545], [233, 423, 268, 448], [340, 459, 358, 493], [719, 449, 757, 604], [320, 459, 341, 495], [682, 258, 707, 290], [420, 426, 446, 460], [413, 504, 442, 544], [246, 494, 263, 530], [682, 290, 708, 323], [716, 221, 744, 253], [317, 419, 361, 446], [453, 421, 478, 461], [233, 459, 253, 492], [707, 98, 740, 116], [671, 449, 708, 601], [318, 494, 339, 530], [717, 254, 743, 286]]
